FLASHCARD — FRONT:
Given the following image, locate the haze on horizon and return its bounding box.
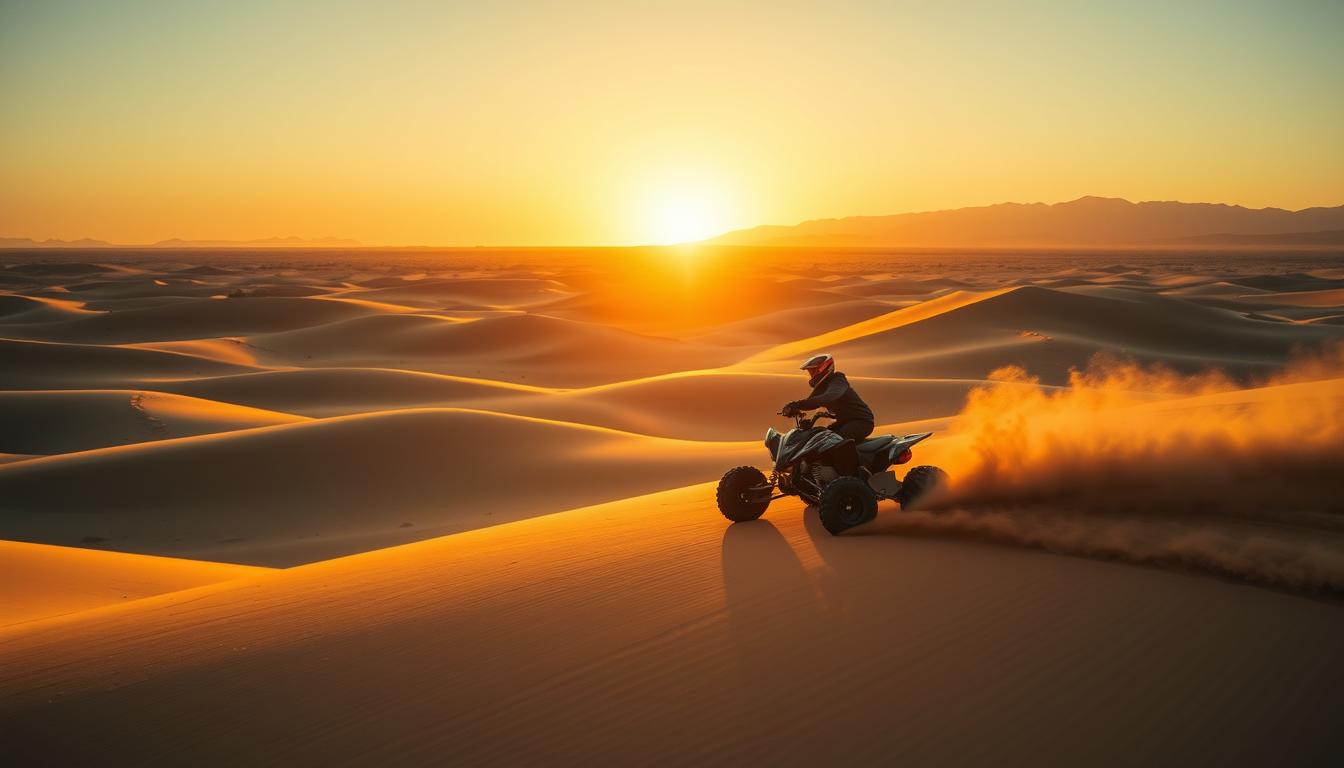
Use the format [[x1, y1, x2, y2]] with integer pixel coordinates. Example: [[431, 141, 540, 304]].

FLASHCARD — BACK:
[[2, 0, 1342, 247]]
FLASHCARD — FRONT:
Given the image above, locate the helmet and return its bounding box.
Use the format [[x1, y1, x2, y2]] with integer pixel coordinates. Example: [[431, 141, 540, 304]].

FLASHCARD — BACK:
[[799, 353, 834, 378]]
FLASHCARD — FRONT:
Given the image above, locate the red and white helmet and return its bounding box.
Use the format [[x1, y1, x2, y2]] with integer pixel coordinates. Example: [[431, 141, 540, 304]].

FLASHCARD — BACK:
[[799, 353, 834, 378]]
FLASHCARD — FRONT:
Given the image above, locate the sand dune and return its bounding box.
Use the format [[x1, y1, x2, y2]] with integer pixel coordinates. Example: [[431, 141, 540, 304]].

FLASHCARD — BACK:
[[247, 312, 750, 385], [0, 540, 268, 627], [4, 261, 135, 276], [0, 293, 96, 322], [493, 372, 987, 440], [0, 408, 758, 565], [3, 249, 1344, 764], [46, 277, 226, 301], [4, 483, 1344, 764], [329, 276, 574, 309], [1228, 287, 1344, 308], [174, 265, 241, 276], [157, 367, 542, 415], [1226, 272, 1344, 293], [1, 296, 383, 344], [827, 274, 975, 297], [542, 273, 856, 333], [1162, 279, 1271, 297], [149, 366, 978, 439], [0, 337, 257, 388], [752, 285, 1344, 382], [695, 297, 899, 346], [0, 390, 306, 454], [748, 288, 1014, 364], [123, 337, 268, 366]]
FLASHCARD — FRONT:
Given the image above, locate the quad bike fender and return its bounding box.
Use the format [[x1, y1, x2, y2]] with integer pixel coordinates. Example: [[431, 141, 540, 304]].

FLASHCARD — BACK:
[[886, 432, 932, 465], [867, 470, 902, 499]]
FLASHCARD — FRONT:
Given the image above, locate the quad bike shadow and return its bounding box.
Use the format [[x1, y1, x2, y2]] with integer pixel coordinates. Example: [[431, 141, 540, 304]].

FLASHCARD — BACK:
[[716, 408, 949, 534]]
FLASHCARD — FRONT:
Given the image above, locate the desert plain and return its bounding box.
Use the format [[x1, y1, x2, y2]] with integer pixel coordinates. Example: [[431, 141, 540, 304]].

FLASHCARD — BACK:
[[2, 246, 1344, 764]]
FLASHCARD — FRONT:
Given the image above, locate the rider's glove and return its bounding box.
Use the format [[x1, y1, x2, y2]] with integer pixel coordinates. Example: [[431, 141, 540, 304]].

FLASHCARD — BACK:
[[781, 401, 803, 416]]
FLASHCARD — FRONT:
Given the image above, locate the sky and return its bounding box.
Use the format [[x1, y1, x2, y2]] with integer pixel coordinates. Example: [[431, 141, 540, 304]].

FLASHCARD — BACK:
[[2, 0, 1342, 245]]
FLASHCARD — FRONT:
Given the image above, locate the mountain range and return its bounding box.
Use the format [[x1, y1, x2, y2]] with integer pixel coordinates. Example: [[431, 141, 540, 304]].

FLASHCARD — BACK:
[[7, 197, 1344, 249], [709, 196, 1344, 247]]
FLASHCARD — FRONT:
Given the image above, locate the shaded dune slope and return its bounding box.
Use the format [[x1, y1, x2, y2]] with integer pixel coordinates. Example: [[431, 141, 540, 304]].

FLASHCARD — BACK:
[[492, 373, 986, 440], [1, 296, 382, 344], [754, 286, 1344, 381], [0, 390, 305, 455], [328, 277, 573, 308], [694, 297, 900, 346], [0, 337, 257, 388], [0, 409, 758, 565], [0, 293, 96, 323], [157, 367, 540, 415], [154, 368, 979, 439], [247, 312, 750, 385]]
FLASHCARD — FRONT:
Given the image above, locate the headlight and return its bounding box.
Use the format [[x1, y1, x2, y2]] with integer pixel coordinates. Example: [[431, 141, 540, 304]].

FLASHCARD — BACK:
[[764, 427, 781, 454]]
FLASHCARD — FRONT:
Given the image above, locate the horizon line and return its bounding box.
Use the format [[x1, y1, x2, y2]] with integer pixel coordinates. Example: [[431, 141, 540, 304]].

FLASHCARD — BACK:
[[6, 194, 1344, 249]]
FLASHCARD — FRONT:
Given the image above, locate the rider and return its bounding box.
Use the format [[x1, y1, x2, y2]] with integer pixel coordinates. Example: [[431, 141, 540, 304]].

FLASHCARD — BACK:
[[781, 354, 875, 443]]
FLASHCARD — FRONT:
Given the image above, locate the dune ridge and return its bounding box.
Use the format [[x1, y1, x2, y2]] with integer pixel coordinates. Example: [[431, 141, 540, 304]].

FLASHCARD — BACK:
[[0, 407, 759, 565], [0, 389, 306, 454], [1, 540, 269, 627]]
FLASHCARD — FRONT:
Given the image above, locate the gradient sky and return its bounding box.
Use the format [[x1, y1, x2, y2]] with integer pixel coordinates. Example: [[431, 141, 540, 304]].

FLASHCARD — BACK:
[[2, 0, 1341, 245]]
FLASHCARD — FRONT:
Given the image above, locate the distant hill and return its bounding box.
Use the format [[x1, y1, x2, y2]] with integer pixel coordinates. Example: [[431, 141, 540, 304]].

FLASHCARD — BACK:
[[149, 236, 362, 248], [0, 237, 114, 248], [708, 197, 1344, 247], [0, 236, 360, 249]]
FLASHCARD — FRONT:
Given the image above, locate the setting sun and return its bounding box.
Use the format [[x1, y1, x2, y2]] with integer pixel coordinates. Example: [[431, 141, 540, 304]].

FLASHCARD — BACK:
[[634, 175, 739, 245], [647, 197, 719, 245]]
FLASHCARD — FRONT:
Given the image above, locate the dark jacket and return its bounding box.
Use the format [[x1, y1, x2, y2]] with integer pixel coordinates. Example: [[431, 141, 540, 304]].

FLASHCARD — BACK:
[[792, 371, 874, 425]]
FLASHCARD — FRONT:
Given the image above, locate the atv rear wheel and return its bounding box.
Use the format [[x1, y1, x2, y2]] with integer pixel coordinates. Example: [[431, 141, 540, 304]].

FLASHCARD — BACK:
[[897, 465, 949, 509], [717, 466, 771, 522], [818, 476, 878, 535]]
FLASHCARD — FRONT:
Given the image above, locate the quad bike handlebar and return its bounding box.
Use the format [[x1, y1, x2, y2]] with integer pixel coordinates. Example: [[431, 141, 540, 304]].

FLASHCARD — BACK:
[[778, 407, 839, 427]]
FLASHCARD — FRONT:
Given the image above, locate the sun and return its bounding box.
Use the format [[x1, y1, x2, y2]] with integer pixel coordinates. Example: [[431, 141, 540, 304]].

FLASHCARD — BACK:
[[649, 198, 719, 245], [635, 176, 736, 245]]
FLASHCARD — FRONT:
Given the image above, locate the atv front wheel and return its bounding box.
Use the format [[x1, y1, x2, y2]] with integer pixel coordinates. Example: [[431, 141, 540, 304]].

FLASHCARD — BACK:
[[818, 476, 878, 535], [897, 465, 949, 509], [717, 466, 771, 522]]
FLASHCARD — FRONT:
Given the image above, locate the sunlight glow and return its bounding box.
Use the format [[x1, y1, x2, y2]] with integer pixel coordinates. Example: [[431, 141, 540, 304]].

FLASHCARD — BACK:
[[636, 176, 736, 245]]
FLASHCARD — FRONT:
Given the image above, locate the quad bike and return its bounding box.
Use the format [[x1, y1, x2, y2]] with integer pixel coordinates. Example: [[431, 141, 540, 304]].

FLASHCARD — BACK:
[[716, 408, 949, 535]]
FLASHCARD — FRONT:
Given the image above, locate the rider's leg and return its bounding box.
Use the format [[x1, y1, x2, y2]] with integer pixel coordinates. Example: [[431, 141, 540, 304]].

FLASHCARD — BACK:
[[832, 421, 875, 442], [829, 421, 874, 476], [830, 440, 859, 475]]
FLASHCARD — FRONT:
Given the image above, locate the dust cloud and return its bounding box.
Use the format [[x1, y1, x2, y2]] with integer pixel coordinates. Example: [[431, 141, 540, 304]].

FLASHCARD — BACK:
[[900, 346, 1344, 591]]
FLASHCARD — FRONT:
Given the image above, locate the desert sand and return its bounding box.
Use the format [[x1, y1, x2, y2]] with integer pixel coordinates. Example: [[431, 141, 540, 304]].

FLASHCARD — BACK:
[[3, 246, 1344, 764]]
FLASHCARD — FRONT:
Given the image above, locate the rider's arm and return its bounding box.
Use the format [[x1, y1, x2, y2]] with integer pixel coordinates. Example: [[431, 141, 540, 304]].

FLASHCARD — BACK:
[[792, 375, 848, 410]]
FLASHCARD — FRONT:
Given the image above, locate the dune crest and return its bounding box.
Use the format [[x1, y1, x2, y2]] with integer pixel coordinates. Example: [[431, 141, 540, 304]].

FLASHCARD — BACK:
[[0, 389, 306, 454], [0, 407, 759, 565], [0, 540, 268, 628]]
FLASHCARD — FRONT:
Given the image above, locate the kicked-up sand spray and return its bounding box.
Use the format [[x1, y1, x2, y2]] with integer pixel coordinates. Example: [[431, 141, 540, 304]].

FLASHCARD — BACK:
[[893, 345, 1344, 591]]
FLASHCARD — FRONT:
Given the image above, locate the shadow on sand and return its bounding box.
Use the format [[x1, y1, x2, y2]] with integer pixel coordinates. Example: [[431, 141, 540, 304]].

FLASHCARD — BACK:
[[718, 519, 826, 697]]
